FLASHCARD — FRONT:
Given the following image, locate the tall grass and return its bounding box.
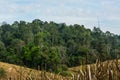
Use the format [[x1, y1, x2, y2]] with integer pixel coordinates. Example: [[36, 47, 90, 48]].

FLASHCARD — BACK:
[[69, 59, 120, 80], [0, 59, 120, 80]]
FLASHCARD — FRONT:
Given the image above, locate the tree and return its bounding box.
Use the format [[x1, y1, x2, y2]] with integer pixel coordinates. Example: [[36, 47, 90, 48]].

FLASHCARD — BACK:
[[0, 19, 119, 73], [0, 41, 6, 61], [18, 21, 34, 44], [10, 39, 25, 54]]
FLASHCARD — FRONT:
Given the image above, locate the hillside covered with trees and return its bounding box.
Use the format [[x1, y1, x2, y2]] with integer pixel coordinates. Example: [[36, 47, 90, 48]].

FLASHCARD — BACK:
[[0, 19, 120, 73]]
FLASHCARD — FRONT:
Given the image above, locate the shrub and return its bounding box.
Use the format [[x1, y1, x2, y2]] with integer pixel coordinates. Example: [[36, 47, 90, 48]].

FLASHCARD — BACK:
[[0, 67, 7, 79], [60, 71, 72, 76]]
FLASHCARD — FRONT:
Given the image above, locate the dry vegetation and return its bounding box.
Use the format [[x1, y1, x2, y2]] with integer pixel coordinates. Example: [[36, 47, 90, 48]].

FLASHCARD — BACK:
[[0, 62, 69, 80], [0, 59, 120, 80], [69, 59, 120, 80]]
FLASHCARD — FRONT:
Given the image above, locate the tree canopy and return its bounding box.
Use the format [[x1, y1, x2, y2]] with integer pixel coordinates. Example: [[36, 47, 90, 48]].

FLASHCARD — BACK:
[[0, 19, 120, 73]]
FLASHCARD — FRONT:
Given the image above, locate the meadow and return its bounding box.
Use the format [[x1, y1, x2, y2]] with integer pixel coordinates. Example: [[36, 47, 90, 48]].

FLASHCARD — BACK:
[[0, 59, 119, 80]]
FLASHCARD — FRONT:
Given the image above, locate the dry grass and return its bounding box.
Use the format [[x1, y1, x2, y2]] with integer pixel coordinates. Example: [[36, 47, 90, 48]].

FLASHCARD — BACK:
[[69, 59, 120, 80], [0, 62, 70, 80], [0, 59, 120, 80]]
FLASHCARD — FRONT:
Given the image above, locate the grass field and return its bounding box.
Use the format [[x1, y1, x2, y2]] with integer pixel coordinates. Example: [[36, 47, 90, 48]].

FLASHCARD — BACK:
[[0, 59, 120, 80], [0, 62, 69, 80], [69, 59, 120, 80]]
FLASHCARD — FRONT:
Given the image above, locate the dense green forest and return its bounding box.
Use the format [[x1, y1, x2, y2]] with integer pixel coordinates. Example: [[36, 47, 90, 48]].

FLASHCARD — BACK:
[[0, 19, 120, 73]]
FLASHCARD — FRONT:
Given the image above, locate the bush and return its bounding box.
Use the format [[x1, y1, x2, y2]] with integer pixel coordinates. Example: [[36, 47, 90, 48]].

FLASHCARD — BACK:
[[60, 71, 72, 76], [0, 67, 7, 78]]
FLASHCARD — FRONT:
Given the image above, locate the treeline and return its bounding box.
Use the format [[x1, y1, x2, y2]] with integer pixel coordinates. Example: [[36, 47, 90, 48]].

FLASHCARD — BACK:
[[0, 19, 120, 73]]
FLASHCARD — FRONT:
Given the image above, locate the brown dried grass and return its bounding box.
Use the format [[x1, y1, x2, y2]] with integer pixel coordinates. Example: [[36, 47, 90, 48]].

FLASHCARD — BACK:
[[0, 59, 119, 80]]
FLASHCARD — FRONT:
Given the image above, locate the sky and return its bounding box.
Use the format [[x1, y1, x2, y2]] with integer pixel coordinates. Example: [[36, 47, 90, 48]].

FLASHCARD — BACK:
[[0, 0, 120, 34]]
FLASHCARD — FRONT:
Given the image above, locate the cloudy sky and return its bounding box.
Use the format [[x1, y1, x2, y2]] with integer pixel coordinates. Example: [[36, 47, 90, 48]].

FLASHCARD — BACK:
[[0, 0, 120, 34]]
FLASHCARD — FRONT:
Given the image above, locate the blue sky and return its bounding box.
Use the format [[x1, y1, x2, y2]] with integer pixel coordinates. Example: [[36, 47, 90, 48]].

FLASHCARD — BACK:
[[0, 0, 120, 34]]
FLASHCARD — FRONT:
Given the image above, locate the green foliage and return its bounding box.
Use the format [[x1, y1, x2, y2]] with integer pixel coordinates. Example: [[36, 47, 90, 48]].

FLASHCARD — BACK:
[[60, 71, 72, 76], [0, 67, 7, 78], [0, 19, 120, 73]]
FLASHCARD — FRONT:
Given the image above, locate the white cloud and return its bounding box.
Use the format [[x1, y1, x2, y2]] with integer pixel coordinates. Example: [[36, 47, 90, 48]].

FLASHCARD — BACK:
[[0, 0, 120, 34]]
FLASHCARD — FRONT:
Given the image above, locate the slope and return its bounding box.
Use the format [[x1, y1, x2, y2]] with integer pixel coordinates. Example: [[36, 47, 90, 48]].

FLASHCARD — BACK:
[[0, 62, 70, 80], [68, 59, 120, 80]]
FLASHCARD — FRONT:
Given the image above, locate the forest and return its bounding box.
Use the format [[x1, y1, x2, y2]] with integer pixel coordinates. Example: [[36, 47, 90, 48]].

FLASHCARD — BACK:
[[0, 19, 120, 73]]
